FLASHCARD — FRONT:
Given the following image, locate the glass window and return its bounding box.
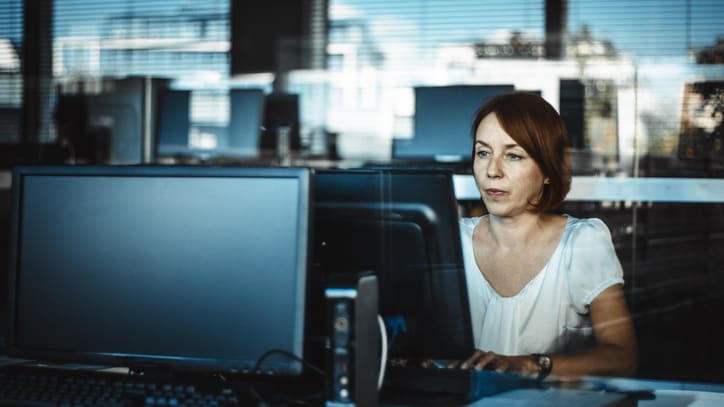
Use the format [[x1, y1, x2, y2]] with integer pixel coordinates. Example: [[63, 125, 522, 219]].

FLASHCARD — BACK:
[[2, 0, 723, 384], [325, 0, 724, 383], [51, 0, 230, 157], [324, 0, 724, 172], [0, 0, 23, 143]]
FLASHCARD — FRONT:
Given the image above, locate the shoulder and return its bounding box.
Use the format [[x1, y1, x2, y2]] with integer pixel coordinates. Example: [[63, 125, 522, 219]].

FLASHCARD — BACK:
[[564, 216, 614, 245], [560, 216, 620, 278], [561, 216, 624, 311]]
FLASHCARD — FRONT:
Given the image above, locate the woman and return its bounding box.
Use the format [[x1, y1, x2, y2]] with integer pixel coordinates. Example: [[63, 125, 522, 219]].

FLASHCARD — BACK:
[[458, 92, 637, 380]]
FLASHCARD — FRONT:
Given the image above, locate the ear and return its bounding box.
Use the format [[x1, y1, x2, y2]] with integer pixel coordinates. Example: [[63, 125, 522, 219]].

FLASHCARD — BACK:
[[544, 178, 551, 185]]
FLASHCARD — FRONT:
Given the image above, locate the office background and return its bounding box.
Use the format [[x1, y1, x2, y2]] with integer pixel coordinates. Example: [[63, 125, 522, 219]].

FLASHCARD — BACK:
[[1, 0, 723, 384]]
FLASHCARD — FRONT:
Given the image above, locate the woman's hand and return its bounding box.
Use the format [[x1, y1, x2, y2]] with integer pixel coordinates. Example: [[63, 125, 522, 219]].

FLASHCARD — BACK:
[[452, 349, 538, 375]]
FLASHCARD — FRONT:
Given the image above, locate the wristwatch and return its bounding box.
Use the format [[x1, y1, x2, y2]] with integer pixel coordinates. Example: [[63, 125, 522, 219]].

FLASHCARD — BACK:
[[531, 353, 553, 381]]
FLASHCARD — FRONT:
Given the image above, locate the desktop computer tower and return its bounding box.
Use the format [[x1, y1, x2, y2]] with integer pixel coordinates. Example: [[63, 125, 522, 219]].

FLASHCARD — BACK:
[[325, 273, 379, 407]]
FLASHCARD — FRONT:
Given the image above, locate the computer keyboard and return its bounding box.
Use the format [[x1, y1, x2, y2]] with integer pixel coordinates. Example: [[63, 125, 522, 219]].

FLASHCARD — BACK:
[[0, 365, 242, 406], [381, 365, 538, 405]]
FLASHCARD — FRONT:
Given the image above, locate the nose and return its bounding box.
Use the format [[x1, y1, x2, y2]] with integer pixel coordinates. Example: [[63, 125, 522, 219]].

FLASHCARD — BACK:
[[486, 155, 503, 178]]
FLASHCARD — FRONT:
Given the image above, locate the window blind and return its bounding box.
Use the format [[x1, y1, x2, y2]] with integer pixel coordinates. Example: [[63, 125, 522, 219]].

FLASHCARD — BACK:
[[0, 0, 23, 143]]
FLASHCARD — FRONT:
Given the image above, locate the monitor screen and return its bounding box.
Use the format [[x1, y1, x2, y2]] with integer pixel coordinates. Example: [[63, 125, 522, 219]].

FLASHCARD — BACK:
[[7, 166, 312, 375], [85, 92, 143, 165], [156, 88, 266, 160], [228, 88, 266, 156], [393, 85, 514, 162], [313, 169, 473, 361], [155, 89, 191, 157]]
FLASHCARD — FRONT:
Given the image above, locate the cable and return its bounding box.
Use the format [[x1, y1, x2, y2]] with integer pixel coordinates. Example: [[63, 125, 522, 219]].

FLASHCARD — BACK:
[[251, 348, 325, 377], [377, 314, 388, 390], [249, 349, 326, 406]]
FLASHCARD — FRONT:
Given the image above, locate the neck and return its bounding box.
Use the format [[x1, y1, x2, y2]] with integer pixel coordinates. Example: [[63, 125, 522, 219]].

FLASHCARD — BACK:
[[486, 212, 546, 248]]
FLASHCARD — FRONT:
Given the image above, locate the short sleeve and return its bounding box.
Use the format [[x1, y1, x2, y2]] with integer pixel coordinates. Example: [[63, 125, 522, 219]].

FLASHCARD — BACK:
[[564, 218, 624, 313]]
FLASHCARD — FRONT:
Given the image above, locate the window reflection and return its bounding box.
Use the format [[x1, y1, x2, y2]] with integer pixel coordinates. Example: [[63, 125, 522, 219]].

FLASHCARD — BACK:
[[1, 0, 723, 384], [41, 1, 724, 175]]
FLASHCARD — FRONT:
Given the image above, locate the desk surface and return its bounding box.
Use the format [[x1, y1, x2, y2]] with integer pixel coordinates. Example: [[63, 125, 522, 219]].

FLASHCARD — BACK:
[[463, 376, 724, 407], [464, 388, 630, 406], [3, 357, 724, 406]]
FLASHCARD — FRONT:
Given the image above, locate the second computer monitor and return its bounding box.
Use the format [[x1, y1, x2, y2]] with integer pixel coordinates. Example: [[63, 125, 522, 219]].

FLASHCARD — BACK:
[[314, 169, 473, 361]]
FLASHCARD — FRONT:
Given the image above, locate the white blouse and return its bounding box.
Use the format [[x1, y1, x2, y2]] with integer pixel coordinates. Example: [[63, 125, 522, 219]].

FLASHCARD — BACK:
[[459, 215, 624, 356]]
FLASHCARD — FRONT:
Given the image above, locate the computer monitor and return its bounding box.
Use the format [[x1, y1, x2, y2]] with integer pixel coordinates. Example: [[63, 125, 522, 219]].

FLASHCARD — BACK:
[[313, 168, 473, 361], [156, 88, 266, 160], [260, 93, 301, 157], [82, 77, 170, 165], [7, 165, 312, 375], [155, 89, 191, 157], [393, 85, 514, 163], [85, 92, 142, 165], [228, 88, 266, 157]]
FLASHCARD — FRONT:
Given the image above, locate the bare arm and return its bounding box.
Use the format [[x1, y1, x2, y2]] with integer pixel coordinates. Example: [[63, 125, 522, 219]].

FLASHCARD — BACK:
[[550, 283, 638, 378], [459, 284, 638, 379]]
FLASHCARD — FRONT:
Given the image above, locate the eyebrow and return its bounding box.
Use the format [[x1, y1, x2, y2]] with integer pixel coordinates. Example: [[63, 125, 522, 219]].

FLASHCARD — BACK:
[[475, 140, 520, 149]]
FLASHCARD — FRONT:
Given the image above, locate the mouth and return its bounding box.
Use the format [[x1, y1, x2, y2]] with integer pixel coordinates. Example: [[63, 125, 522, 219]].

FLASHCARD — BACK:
[[484, 188, 506, 198]]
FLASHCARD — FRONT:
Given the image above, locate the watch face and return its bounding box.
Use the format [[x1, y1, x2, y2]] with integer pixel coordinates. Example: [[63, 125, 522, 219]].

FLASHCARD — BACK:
[[532, 354, 552, 379], [539, 355, 552, 369], [531, 353, 552, 378]]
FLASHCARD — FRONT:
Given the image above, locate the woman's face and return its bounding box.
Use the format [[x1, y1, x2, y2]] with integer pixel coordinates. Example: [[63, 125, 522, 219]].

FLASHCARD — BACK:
[[473, 113, 548, 218]]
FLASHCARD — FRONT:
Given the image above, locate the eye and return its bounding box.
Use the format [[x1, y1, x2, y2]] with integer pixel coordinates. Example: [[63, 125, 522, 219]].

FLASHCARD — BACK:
[[476, 150, 490, 158], [506, 153, 523, 160]]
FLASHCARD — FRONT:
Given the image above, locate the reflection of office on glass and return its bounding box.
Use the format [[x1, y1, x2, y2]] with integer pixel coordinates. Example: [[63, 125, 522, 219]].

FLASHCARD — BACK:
[[679, 82, 724, 167], [2, 0, 724, 405]]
